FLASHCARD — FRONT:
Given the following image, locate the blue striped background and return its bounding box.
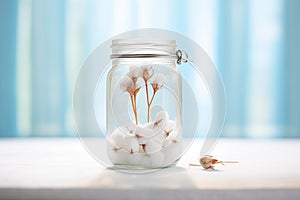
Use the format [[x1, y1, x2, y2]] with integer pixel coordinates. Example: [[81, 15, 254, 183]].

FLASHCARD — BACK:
[[0, 0, 300, 138]]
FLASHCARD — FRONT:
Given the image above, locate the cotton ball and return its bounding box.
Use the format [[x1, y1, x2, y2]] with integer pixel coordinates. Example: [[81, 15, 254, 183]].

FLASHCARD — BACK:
[[142, 121, 161, 139], [140, 154, 151, 167], [153, 130, 165, 144], [162, 130, 179, 148], [143, 121, 155, 128], [170, 127, 182, 143], [135, 128, 150, 145], [155, 120, 177, 144], [135, 125, 154, 138], [110, 128, 126, 148], [154, 111, 169, 124], [127, 153, 143, 166], [165, 120, 177, 132], [136, 123, 163, 144], [107, 143, 129, 165], [137, 137, 148, 146], [172, 130, 181, 141], [150, 151, 164, 167], [150, 111, 169, 133], [142, 113, 169, 138], [123, 123, 137, 135], [130, 137, 140, 152], [162, 119, 182, 147], [144, 140, 162, 154], [123, 135, 140, 153]]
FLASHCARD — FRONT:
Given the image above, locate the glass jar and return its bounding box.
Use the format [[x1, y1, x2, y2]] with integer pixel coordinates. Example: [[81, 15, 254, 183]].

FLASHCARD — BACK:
[[106, 39, 182, 169]]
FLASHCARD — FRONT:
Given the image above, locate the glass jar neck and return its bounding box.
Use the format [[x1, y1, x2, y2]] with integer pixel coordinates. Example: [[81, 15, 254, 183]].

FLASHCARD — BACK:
[[111, 39, 177, 66]]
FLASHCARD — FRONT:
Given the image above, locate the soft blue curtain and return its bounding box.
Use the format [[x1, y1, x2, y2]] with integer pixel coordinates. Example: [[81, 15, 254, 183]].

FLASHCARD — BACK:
[[0, 0, 18, 137], [0, 0, 300, 138]]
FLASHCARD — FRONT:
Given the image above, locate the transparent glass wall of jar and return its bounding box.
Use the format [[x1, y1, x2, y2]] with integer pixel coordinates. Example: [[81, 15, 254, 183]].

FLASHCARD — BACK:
[[107, 39, 182, 169]]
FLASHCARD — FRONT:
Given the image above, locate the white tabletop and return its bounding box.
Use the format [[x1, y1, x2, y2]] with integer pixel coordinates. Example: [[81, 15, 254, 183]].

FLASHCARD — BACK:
[[0, 138, 300, 200]]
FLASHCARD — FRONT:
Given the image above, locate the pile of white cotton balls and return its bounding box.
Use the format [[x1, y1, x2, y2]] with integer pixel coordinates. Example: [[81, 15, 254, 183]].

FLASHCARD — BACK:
[[107, 111, 182, 168]]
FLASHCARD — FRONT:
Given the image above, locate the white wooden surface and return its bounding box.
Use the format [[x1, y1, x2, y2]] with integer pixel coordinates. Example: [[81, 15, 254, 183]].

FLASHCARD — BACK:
[[0, 138, 300, 200]]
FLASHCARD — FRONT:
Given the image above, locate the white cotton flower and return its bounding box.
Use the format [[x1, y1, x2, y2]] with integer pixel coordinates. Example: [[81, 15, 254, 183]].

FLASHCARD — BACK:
[[141, 66, 154, 81], [120, 75, 134, 95], [151, 73, 165, 91], [127, 66, 142, 80]]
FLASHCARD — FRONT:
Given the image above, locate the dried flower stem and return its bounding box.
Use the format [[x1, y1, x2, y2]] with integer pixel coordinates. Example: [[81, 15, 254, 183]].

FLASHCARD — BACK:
[[132, 80, 139, 124], [146, 87, 158, 123], [149, 89, 157, 106], [133, 79, 140, 125], [217, 161, 239, 164], [134, 100, 138, 125], [189, 164, 201, 167], [145, 81, 151, 122], [130, 95, 138, 125]]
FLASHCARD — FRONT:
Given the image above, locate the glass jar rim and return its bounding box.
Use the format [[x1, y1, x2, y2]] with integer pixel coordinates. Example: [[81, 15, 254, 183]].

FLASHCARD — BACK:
[[111, 39, 176, 47], [111, 39, 177, 60]]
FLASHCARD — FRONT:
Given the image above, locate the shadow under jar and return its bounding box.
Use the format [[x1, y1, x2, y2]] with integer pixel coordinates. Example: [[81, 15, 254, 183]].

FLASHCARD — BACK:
[[107, 39, 182, 169]]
